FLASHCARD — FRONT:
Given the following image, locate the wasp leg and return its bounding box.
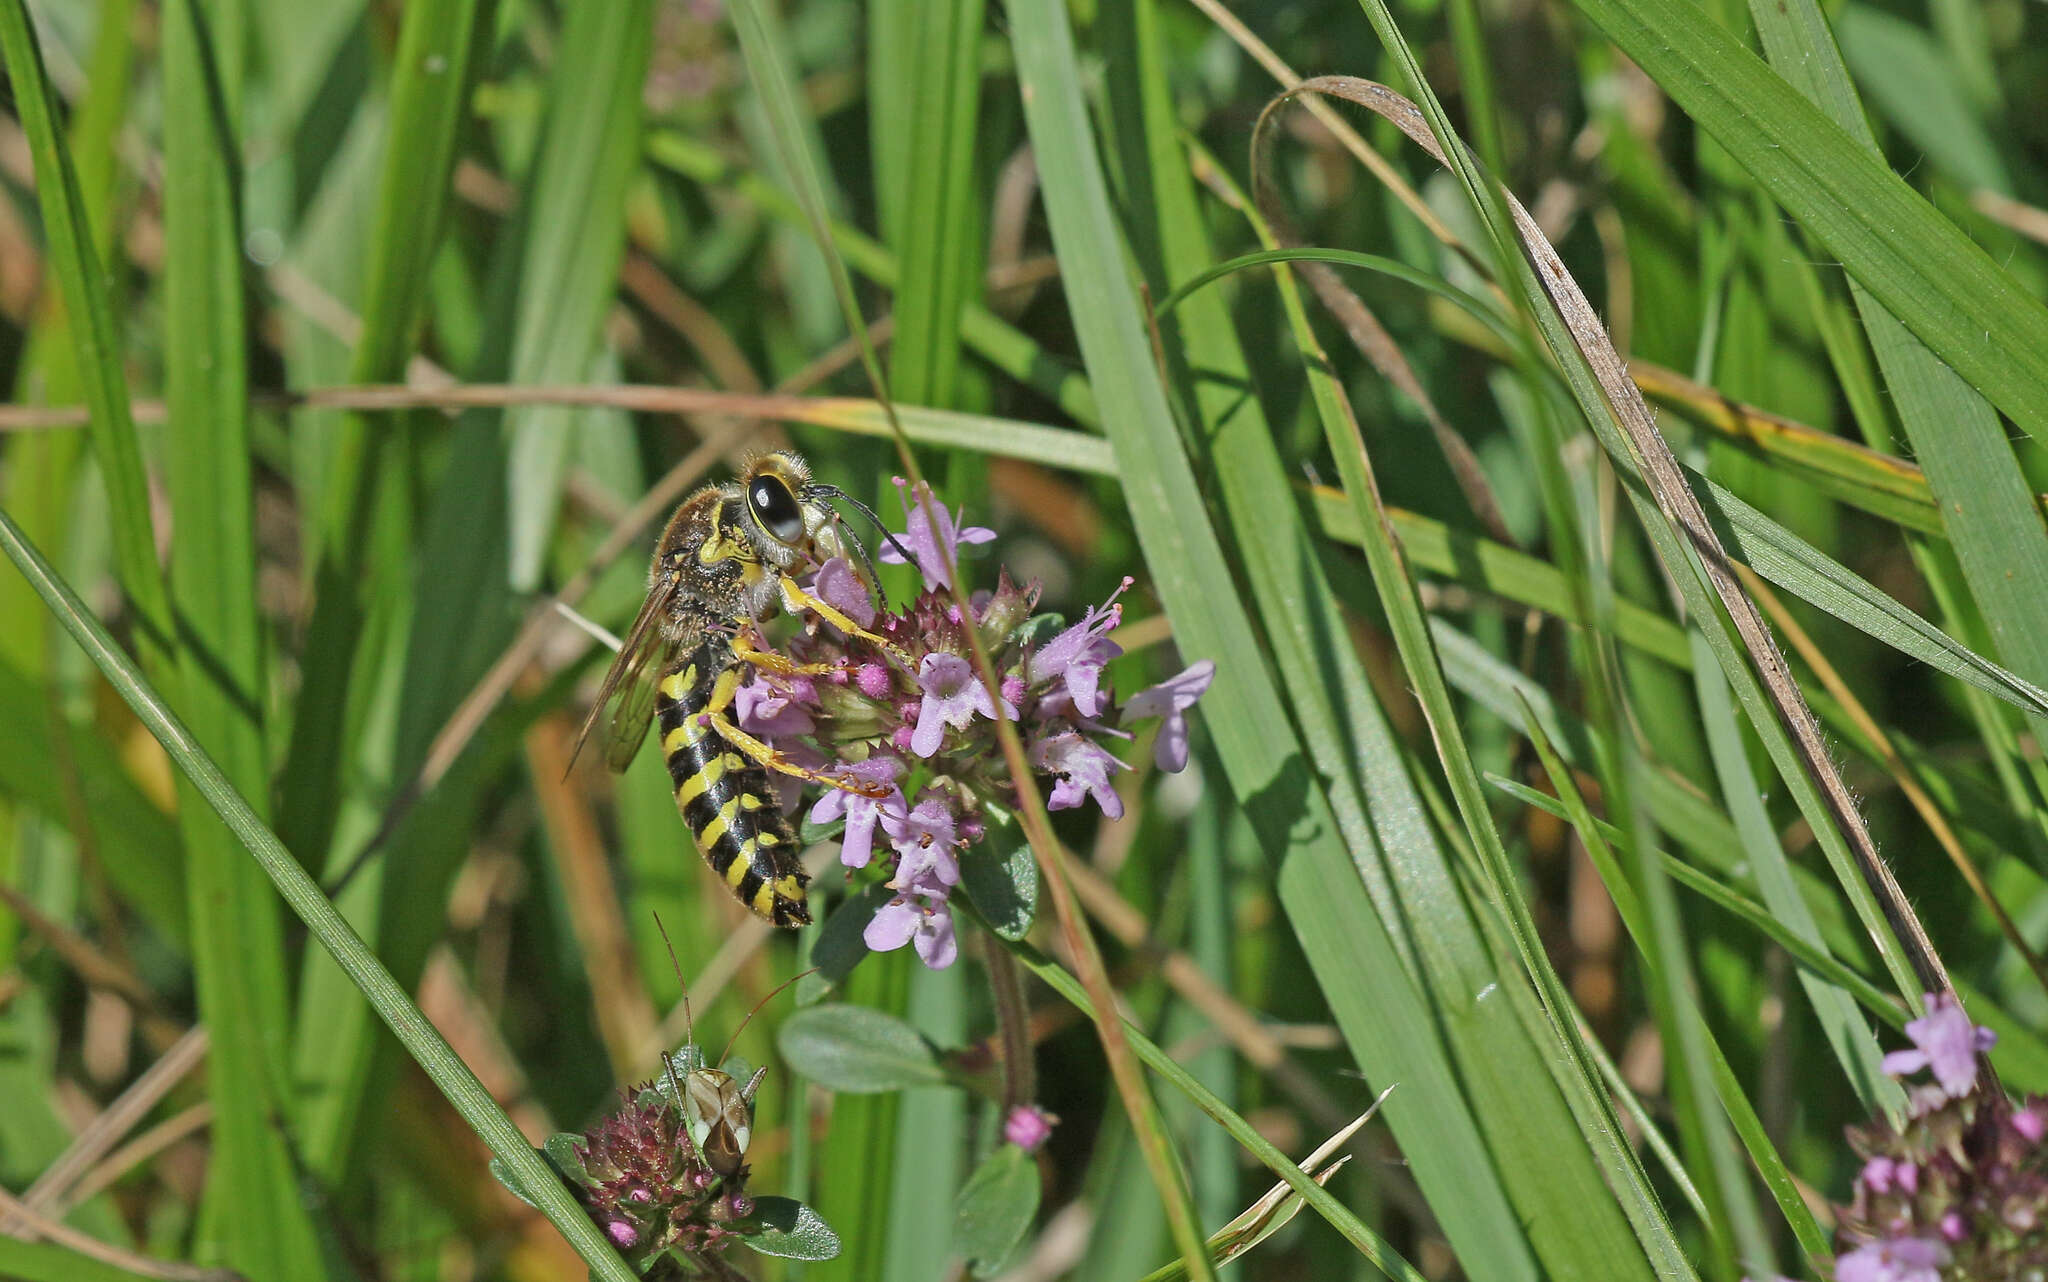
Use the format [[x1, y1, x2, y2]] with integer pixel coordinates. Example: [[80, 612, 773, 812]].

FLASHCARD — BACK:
[[777, 573, 911, 661], [729, 631, 841, 678], [698, 666, 892, 799]]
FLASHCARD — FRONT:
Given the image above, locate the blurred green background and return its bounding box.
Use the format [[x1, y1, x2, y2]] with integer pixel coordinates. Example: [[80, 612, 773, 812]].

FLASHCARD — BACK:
[[4, 0, 2048, 1277]]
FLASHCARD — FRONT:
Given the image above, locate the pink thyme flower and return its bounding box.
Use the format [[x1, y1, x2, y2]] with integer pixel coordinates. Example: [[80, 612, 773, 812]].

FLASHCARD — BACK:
[[884, 793, 962, 887], [723, 485, 1209, 972], [879, 478, 996, 591], [1028, 578, 1129, 717], [2018, 1106, 2046, 1143], [1122, 659, 1215, 771], [1004, 1105, 1056, 1152], [864, 866, 958, 968], [1032, 730, 1126, 820], [1882, 992, 1995, 1097], [911, 653, 1013, 757], [807, 758, 906, 869], [736, 679, 815, 739], [1835, 1236, 1946, 1282]]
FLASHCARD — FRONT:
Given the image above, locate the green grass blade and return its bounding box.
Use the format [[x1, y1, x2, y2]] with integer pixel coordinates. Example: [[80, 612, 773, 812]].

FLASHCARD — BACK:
[[281, 0, 491, 867], [0, 1239, 174, 1282], [1108, 9, 1669, 1277], [1009, 5, 1617, 1276], [1487, 776, 1902, 1023], [884, 0, 985, 411], [998, 936, 1425, 1282], [0, 657, 184, 942], [503, 0, 654, 590], [1239, 102, 1689, 1282], [0, 506, 641, 1282], [1561, 0, 2048, 439], [644, 132, 1100, 425], [0, 0, 175, 678], [1691, 637, 1896, 1108], [1743, 0, 2048, 874], [160, 0, 321, 1268], [1516, 712, 1832, 1265]]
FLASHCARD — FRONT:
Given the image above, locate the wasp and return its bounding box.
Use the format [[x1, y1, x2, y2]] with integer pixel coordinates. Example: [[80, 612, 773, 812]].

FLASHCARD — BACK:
[[571, 452, 897, 927]]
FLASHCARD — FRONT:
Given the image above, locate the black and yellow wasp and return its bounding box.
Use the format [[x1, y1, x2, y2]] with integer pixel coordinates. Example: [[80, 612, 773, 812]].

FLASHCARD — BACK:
[[571, 452, 893, 927]]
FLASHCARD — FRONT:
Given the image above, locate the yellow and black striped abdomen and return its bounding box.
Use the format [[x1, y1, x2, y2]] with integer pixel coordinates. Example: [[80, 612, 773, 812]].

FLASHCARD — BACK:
[[656, 643, 811, 927]]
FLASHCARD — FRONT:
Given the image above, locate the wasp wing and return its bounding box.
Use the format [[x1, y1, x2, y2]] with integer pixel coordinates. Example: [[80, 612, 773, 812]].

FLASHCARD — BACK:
[[569, 579, 686, 776]]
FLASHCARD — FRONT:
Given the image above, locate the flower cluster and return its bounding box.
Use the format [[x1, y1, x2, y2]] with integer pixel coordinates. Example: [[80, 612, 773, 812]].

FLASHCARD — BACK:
[[564, 1082, 750, 1272], [738, 480, 1213, 969], [1831, 992, 2048, 1282]]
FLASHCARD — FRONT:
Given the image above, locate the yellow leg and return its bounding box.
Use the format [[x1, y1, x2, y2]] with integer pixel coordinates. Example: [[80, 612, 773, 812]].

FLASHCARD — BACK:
[[778, 573, 909, 659], [700, 666, 892, 799], [731, 631, 841, 678]]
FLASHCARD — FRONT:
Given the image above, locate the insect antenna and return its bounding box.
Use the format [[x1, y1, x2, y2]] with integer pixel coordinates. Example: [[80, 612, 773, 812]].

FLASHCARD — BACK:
[[714, 966, 818, 1071], [806, 483, 917, 566], [652, 912, 696, 1057], [652, 913, 711, 1164]]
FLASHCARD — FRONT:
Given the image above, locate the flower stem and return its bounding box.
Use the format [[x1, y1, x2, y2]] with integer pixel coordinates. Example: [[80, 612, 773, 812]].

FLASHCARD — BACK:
[[984, 943, 1037, 1115]]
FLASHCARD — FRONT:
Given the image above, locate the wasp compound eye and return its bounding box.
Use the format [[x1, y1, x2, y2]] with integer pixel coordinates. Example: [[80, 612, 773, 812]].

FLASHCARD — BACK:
[[749, 476, 806, 545]]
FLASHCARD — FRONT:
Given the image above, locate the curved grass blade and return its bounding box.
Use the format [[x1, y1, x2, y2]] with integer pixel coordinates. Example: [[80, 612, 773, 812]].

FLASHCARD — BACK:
[[0, 508, 641, 1282]]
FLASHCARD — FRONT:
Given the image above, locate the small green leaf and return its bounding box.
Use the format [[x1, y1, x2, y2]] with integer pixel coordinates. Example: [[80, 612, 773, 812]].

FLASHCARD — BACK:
[[802, 882, 894, 1001], [545, 1132, 591, 1184], [776, 1003, 950, 1092], [954, 1144, 1040, 1271], [960, 816, 1037, 940], [738, 1196, 844, 1260]]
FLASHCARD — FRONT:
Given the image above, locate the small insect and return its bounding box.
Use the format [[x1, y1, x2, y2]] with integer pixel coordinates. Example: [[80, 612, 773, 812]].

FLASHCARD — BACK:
[[571, 452, 897, 927], [653, 916, 808, 1204]]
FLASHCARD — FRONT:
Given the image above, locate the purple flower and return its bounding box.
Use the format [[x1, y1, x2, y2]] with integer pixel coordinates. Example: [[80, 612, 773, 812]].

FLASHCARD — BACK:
[[1122, 659, 1215, 771], [1939, 1211, 1967, 1243], [1861, 1156, 1895, 1196], [1882, 992, 1995, 1097], [911, 653, 1014, 757], [1835, 1236, 1947, 1282], [1032, 730, 1126, 820], [883, 794, 961, 886], [880, 479, 996, 592], [808, 759, 906, 869], [864, 869, 958, 968], [813, 557, 877, 629], [736, 679, 815, 738], [1028, 579, 1129, 717], [2018, 1106, 2046, 1143], [605, 1220, 640, 1250], [1004, 1105, 1055, 1152]]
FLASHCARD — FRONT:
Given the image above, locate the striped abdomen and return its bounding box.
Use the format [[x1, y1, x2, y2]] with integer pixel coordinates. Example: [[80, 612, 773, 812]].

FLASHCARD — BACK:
[[656, 642, 810, 926]]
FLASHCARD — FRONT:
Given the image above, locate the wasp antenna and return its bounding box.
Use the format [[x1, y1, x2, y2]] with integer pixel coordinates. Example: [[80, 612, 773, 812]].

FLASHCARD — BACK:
[[653, 912, 695, 1054], [807, 484, 918, 567], [716, 966, 818, 1070]]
